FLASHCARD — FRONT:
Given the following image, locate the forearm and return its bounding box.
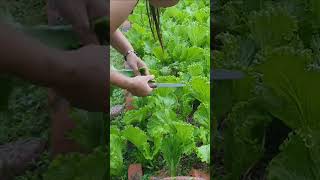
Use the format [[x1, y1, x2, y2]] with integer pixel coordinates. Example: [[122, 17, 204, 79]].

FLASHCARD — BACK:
[[110, 0, 137, 33], [110, 29, 134, 55], [110, 69, 132, 89], [0, 22, 63, 87]]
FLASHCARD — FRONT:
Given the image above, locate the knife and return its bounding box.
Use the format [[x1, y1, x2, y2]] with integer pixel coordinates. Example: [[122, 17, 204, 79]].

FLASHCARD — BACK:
[[117, 68, 186, 88], [212, 69, 244, 80], [14, 16, 109, 49], [148, 82, 186, 88], [138, 68, 186, 88]]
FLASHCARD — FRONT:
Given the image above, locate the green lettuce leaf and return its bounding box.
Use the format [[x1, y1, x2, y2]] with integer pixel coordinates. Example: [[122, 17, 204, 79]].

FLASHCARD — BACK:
[[110, 133, 124, 176], [196, 144, 210, 163], [258, 47, 320, 131], [122, 126, 152, 160], [43, 148, 106, 180], [267, 132, 320, 180]]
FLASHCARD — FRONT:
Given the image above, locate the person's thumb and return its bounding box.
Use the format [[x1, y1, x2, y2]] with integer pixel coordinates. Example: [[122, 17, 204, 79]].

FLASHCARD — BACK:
[[146, 75, 157, 89], [145, 75, 155, 81]]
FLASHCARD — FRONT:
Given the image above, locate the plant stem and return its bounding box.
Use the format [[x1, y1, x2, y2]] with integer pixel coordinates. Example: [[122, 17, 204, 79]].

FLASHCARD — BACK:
[[170, 161, 176, 177]]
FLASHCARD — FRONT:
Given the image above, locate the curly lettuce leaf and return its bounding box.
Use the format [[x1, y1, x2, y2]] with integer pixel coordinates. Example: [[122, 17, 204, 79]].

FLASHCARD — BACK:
[[190, 76, 210, 105], [267, 132, 320, 180], [224, 100, 271, 180], [196, 144, 210, 164], [123, 106, 149, 125], [122, 126, 152, 160], [43, 148, 106, 180], [110, 133, 124, 176]]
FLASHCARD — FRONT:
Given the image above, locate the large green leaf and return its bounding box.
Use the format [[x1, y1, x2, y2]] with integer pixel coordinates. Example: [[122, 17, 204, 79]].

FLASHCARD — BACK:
[[123, 106, 149, 125], [190, 76, 210, 105], [224, 100, 271, 180], [196, 144, 210, 164], [267, 132, 320, 180], [110, 133, 124, 176], [122, 126, 152, 160], [194, 103, 210, 129], [258, 47, 320, 179], [161, 134, 184, 177], [249, 7, 298, 49], [43, 148, 106, 180], [258, 47, 320, 131], [187, 23, 208, 47], [173, 121, 195, 155]]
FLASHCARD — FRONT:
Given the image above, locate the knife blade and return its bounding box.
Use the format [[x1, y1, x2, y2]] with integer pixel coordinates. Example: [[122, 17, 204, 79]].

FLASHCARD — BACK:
[[212, 69, 245, 80], [148, 83, 186, 88], [15, 16, 109, 50]]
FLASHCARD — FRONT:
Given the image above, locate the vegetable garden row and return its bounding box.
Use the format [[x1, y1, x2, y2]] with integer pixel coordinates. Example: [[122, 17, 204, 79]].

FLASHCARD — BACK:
[[111, 0, 210, 179], [213, 0, 320, 179]]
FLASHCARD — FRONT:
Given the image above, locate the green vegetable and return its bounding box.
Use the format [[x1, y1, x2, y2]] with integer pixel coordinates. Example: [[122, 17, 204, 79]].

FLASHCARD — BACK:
[[0, 76, 13, 111], [110, 126, 125, 176], [214, 0, 320, 179], [43, 148, 107, 180], [161, 134, 184, 177], [110, 0, 210, 177]]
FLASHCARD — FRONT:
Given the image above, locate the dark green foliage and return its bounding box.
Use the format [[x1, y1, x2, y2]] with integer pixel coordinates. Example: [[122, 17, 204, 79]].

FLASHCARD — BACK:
[[224, 100, 271, 180], [214, 0, 320, 179], [43, 148, 107, 180], [0, 76, 13, 111]]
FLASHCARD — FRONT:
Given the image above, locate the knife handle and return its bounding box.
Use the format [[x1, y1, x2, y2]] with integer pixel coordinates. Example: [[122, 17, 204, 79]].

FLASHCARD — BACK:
[[139, 67, 157, 88]]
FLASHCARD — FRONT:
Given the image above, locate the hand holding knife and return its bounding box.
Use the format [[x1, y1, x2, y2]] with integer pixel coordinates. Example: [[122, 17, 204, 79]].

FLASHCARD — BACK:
[[138, 67, 186, 89]]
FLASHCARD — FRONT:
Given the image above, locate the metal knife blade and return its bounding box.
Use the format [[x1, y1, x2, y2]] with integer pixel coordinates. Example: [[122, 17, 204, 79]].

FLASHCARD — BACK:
[[212, 69, 244, 80], [149, 83, 186, 88]]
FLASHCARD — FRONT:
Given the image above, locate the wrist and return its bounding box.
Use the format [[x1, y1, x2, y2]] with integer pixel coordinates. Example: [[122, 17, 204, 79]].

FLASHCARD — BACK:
[[124, 49, 138, 61], [111, 70, 134, 89], [125, 77, 135, 91]]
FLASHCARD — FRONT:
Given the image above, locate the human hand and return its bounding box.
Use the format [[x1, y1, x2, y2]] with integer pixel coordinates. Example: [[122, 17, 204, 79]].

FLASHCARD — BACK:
[[54, 0, 107, 44], [126, 52, 150, 76], [127, 75, 155, 96], [52, 45, 108, 112]]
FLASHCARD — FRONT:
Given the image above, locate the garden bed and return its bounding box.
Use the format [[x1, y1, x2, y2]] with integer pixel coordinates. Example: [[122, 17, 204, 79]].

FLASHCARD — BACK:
[[110, 0, 210, 179]]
